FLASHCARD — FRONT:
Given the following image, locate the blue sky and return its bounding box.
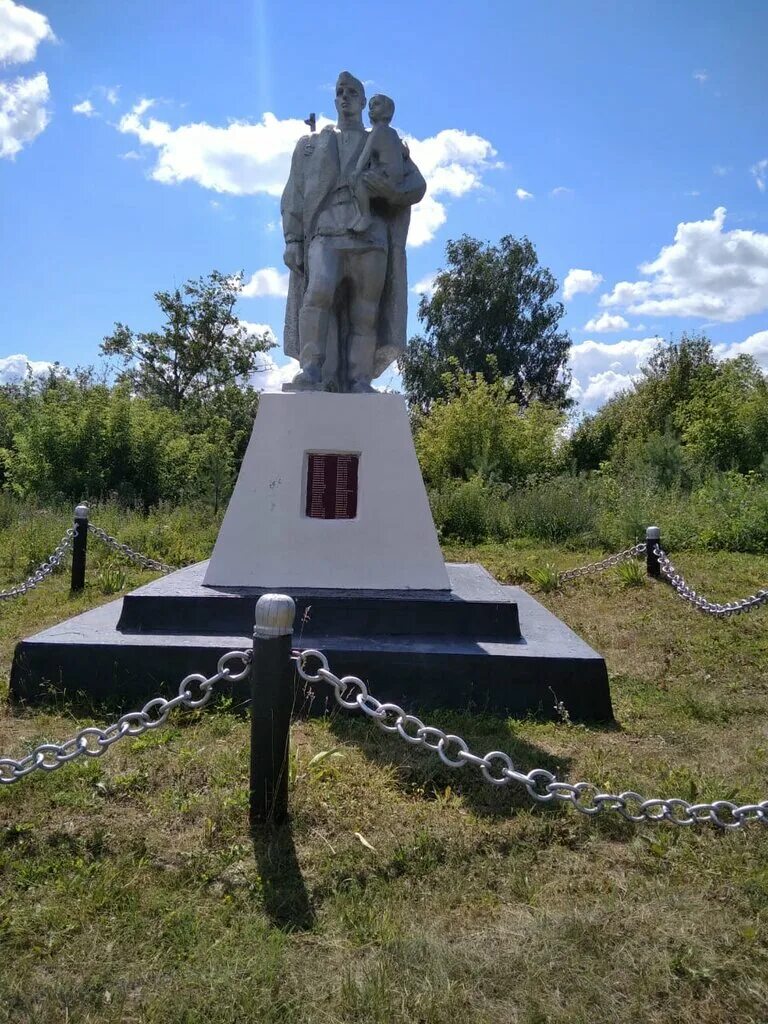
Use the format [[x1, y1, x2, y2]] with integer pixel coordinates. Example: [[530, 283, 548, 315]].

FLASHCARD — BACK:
[[1, 0, 767, 413]]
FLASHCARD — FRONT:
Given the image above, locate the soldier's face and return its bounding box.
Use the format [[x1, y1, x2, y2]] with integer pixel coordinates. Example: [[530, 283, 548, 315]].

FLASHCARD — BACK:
[[335, 82, 364, 118]]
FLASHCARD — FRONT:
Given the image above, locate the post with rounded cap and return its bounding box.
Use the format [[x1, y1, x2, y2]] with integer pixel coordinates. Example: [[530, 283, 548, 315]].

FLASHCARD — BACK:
[[646, 526, 661, 578], [71, 503, 89, 592], [250, 594, 296, 827]]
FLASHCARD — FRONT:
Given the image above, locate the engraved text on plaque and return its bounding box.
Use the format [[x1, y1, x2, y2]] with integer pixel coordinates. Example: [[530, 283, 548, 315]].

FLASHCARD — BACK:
[[305, 453, 359, 519]]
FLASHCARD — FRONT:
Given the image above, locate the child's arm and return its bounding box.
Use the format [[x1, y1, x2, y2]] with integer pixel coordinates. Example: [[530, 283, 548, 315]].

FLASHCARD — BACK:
[[354, 130, 377, 176]]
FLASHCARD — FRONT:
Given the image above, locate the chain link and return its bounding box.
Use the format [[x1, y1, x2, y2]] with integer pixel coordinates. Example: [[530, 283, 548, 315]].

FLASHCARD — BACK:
[[0, 527, 76, 601], [0, 649, 251, 784], [655, 545, 768, 618], [559, 542, 647, 582], [88, 523, 177, 574], [296, 649, 768, 830]]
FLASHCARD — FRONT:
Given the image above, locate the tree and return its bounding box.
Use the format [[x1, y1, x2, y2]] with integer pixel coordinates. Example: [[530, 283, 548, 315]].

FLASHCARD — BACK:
[[414, 369, 564, 486], [399, 235, 572, 411], [101, 271, 274, 411]]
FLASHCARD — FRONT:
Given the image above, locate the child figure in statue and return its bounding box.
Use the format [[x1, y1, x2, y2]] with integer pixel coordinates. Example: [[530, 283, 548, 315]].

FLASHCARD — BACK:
[[351, 94, 404, 234]]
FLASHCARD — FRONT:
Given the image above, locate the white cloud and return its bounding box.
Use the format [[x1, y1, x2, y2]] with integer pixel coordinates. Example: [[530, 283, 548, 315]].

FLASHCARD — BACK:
[[116, 101, 498, 248], [250, 350, 298, 392], [399, 128, 498, 247], [563, 268, 603, 302], [104, 86, 119, 105], [0, 352, 54, 382], [751, 158, 767, 193], [239, 320, 277, 345], [715, 329, 768, 370], [600, 207, 768, 322], [0, 0, 54, 65], [515, 187, 533, 201], [119, 149, 142, 160], [583, 313, 630, 333], [693, 70, 708, 84], [240, 267, 289, 299], [0, 70, 49, 158], [568, 336, 661, 412], [117, 103, 333, 197], [713, 164, 729, 176], [551, 186, 573, 197], [570, 369, 637, 408], [410, 273, 437, 298], [72, 99, 95, 117]]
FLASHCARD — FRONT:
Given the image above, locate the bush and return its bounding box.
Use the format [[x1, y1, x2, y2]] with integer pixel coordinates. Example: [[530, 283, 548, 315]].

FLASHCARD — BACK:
[[429, 476, 512, 542], [415, 371, 564, 486]]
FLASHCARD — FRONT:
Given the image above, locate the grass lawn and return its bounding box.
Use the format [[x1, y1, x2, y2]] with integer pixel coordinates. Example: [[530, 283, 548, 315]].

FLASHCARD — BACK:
[[1, 531, 767, 1023]]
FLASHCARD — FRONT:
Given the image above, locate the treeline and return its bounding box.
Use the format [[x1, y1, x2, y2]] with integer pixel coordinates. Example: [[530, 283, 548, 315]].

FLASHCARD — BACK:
[[4, 253, 768, 554], [3, 333, 767, 553], [0, 370, 258, 511], [417, 334, 768, 551]]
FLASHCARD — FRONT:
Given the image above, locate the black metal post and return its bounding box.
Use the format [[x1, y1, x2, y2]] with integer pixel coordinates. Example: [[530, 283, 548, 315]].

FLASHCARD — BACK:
[[71, 503, 89, 592], [249, 594, 296, 828], [646, 525, 661, 578]]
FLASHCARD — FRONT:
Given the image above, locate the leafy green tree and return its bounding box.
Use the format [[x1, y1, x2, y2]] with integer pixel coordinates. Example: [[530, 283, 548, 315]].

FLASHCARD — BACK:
[[414, 368, 564, 486], [101, 271, 274, 411], [400, 235, 572, 411], [568, 333, 719, 472], [676, 355, 768, 473]]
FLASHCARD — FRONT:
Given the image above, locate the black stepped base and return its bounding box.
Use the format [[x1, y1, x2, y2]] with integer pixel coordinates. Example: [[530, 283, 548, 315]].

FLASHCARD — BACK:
[[10, 562, 613, 722]]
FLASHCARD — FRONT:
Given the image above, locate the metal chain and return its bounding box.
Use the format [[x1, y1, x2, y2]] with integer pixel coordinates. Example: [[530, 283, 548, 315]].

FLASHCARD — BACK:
[[0, 527, 76, 601], [88, 523, 177, 574], [559, 542, 647, 582], [0, 650, 251, 784], [296, 649, 767, 830], [654, 545, 768, 618]]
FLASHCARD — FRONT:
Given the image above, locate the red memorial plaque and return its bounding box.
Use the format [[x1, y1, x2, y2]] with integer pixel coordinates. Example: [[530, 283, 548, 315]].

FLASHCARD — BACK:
[[305, 453, 359, 519]]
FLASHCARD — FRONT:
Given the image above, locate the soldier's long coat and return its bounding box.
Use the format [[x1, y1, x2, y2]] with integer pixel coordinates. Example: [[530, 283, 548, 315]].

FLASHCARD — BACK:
[[281, 126, 426, 380]]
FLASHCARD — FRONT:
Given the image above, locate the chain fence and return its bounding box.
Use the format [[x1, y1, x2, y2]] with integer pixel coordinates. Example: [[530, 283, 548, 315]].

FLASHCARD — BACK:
[[0, 527, 76, 602], [558, 541, 647, 582], [556, 539, 768, 619], [0, 517, 177, 604], [0, 649, 251, 784], [87, 522, 177, 574], [297, 649, 768, 830], [654, 545, 768, 618]]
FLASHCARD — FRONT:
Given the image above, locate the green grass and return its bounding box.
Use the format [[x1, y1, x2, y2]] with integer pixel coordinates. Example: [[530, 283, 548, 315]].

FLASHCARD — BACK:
[[1, 515, 768, 1022]]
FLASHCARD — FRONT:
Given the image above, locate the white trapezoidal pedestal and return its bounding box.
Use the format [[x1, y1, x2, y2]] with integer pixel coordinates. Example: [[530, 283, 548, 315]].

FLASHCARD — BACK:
[[203, 392, 450, 590]]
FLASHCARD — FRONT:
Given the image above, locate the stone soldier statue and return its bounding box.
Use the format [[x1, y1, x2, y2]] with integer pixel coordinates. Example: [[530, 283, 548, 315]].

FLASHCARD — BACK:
[[281, 71, 426, 393]]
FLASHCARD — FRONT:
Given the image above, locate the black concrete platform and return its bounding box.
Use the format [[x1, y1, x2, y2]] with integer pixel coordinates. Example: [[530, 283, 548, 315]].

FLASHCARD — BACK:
[[9, 561, 613, 721]]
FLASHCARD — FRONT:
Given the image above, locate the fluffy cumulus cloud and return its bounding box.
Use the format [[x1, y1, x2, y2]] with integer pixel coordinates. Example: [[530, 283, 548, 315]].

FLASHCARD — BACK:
[[0, 352, 54, 383], [568, 337, 661, 411], [600, 207, 768, 322], [404, 129, 498, 247], [563, 268, 603, 302], [0, 1, 54, 159], [716, 329, 768, 370], [0, 70, 49, 157], [583, 312, 629, 333], [240, 267, 289, 299], [515, 187, 533, 201], [0, 0, 54, 65], [116, 101, 498, 247]]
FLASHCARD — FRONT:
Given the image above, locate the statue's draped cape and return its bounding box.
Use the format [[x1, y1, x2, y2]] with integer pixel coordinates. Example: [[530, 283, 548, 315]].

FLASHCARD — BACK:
[[281, 127, 426, 379]]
